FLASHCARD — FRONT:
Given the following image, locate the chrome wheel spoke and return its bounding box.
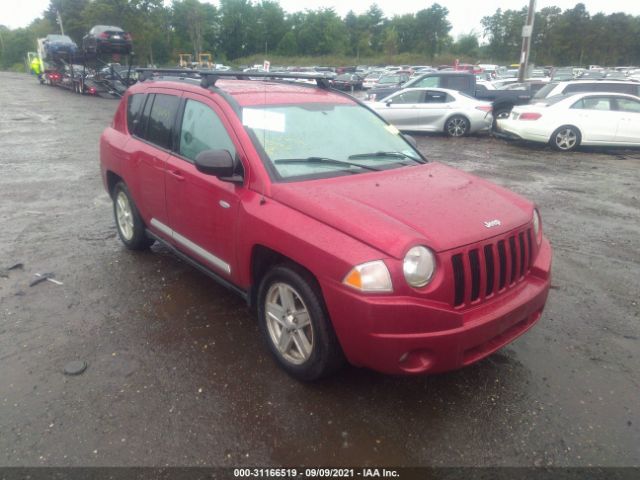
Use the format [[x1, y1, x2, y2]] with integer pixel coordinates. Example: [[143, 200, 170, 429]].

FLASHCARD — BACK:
[[294, 311, 311, 328], [278, 285, 295, 311], [277, 329, 292, 352], [292, 329, 312, 360], [266, 302, 286, 325]]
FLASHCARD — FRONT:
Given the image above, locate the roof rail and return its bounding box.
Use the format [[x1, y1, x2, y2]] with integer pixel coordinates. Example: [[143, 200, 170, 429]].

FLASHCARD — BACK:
[[135, 68, 332, 89]]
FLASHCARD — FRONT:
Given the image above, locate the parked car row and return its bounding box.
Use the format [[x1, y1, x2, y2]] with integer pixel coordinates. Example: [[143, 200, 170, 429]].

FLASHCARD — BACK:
[[360, 72, 640, 150]]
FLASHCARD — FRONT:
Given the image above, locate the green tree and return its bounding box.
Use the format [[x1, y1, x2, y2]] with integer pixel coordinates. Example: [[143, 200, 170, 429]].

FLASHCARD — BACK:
[[218, 0, 256, 60], [172, 0, 218, 59], [45, 0, 90, 44], [415, 4, 452, 58]]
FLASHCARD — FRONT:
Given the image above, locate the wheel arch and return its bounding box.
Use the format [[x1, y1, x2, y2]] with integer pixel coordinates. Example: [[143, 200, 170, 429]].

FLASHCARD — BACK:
[[249, 244, 323, 310], [105, 170, 123, 198]]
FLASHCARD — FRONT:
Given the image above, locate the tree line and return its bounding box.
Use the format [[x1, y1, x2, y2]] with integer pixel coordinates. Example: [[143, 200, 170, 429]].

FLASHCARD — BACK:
[[1, 0, 639, 70]]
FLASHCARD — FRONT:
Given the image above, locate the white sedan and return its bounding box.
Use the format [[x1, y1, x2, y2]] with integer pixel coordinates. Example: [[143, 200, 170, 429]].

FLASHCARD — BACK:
[[497, 92, 640, 151], [367, 88, 493, 137]]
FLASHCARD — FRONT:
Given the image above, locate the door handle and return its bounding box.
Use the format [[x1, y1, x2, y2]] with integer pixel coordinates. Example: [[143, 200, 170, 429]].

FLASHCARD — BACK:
[[168, 169, 185, 181]]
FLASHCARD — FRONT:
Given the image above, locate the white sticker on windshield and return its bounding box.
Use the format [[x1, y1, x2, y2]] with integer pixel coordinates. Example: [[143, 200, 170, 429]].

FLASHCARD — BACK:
[[385, 124, 400, 135], [242, 108, 285, 133]]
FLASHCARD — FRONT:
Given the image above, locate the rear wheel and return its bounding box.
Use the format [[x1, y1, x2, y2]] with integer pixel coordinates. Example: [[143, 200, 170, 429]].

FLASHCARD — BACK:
[[112, 182, 154, 250], [550, 125, 581, 151], [257, 264, 344, 381], [445, 115, 469, 137]]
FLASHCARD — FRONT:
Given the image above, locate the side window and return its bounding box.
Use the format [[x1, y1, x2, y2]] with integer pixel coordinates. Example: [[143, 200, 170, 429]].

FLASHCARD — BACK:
[[135, 93, 154, 138], [178, 99, 236, 162], [576, 97, 612, 111], [615, 98, 640, 113], [416, 77, 439, 88], [424, 91, 448, 103], [146, 94, 180, 150], [570, 99, 585, 109], [391, 90, 424, 104], [444, 76, 471, 92], [126, 93, 145, 134], [564, 83, 591, 94]]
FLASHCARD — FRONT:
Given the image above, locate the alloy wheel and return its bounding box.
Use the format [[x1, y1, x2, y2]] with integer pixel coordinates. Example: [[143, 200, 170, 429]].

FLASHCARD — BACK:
[[447, 117, 468, 137], [265, 282, 314, 365], [554, 128, 577, 150], [115, 191, 134, 241]]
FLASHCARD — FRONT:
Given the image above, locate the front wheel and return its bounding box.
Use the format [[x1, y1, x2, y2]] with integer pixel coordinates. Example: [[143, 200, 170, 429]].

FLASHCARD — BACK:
[[550, 125, 581, 151], [257, 264, 344, 381], [445, 115, 469, 137], [112, 182, 154, 250]]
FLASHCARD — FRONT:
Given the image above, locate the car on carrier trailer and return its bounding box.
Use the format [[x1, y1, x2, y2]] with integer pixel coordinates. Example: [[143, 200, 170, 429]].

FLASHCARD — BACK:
[[100, 69, 552, 381]]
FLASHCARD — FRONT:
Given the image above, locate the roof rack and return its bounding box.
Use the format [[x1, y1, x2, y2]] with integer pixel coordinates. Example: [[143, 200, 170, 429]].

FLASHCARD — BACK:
[[135, 68, 332, 89]]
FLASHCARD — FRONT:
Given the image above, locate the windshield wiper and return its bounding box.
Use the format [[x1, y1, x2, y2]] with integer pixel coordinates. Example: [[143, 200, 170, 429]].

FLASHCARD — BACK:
[[348, 151, 423, 163], [274, 157, 381, 172]]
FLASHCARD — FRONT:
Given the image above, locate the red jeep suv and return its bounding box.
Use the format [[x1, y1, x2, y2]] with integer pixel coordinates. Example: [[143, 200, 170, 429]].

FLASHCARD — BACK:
[[100, 69, 552, 381]]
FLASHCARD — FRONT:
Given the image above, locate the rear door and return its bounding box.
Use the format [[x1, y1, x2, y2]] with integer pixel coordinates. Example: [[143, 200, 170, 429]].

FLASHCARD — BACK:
[[417, 90, 452, 129], [569, 96, 620, 142], [381, 90, 425, 129], [613, 97, 640, 144], [164, 93, 246, 280], [125, 90, 180, 229]]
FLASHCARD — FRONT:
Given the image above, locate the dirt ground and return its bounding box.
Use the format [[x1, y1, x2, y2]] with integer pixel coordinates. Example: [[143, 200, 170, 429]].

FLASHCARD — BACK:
[[0, 72, 638, 467]]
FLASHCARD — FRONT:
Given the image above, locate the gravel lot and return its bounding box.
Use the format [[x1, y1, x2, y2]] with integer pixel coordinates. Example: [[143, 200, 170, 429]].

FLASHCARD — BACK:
[[0, 71, 638, 467]]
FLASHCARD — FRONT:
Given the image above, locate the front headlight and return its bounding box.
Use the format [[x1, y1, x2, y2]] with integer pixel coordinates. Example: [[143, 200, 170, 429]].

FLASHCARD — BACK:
[[343, 260, 393, 293], [533, 208, 542, 245], [403, 246, 436, 288]]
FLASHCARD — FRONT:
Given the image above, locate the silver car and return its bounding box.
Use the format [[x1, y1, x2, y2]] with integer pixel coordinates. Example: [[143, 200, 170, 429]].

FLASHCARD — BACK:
[[368, 88, 493, 137]]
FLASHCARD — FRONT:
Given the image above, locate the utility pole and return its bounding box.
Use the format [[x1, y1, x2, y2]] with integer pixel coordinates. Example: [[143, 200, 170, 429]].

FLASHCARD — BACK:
[[56, 10, 65, 36], [518, 0, 536, 82]]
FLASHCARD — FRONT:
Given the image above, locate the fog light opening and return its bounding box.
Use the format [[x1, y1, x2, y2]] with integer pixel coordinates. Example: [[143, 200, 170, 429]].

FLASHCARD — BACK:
[[398, 349, 434, 373]]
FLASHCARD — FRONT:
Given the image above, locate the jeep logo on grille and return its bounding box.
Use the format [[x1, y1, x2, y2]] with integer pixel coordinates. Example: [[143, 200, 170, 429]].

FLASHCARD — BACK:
[[484, 219, 502, 228]]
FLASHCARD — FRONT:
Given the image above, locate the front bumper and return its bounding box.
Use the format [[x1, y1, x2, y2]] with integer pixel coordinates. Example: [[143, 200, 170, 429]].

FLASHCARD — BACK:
[[321, 237, 552, 375]]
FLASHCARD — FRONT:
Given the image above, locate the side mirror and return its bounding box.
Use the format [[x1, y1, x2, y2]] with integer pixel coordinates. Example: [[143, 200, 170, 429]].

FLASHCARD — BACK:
[[404, 134, 417, 149], [195, 149, 242, 183], [385, 99, 393, 106]]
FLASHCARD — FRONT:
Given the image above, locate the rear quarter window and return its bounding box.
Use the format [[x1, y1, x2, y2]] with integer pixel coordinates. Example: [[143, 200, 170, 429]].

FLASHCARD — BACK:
[[126, 93, 145, 134]]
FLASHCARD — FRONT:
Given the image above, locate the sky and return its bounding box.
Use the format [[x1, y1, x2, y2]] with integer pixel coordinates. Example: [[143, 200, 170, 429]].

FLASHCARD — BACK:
[[3, 0, 640, 37]]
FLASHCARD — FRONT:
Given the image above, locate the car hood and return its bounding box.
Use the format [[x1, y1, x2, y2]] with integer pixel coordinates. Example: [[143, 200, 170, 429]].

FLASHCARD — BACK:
[[270, 163, 533, 258]]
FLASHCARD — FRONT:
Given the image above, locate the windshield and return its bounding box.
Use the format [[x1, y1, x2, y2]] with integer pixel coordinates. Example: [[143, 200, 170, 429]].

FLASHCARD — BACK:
[[243, 103, 423, 182]]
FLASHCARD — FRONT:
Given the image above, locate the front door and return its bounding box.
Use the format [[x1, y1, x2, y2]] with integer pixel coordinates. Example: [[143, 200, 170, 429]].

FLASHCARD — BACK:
[[164, 93, 246, 281], [383, 90, 425, 130]]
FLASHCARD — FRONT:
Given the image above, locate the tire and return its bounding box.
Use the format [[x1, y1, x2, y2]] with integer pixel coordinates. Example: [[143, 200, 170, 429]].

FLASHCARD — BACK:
[[112, 182, 154, 250], [445, 115, 470, 137], [550, 125, 581, 152], [257, 264, 345, 381]]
